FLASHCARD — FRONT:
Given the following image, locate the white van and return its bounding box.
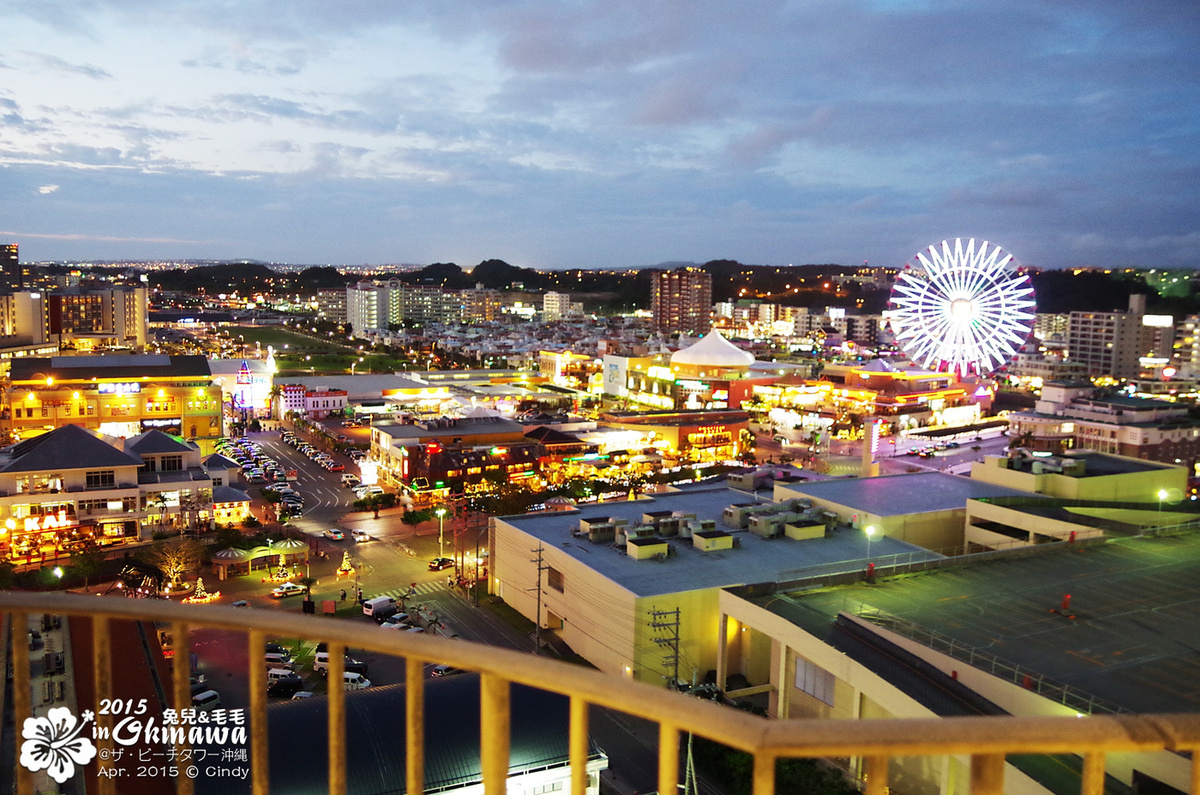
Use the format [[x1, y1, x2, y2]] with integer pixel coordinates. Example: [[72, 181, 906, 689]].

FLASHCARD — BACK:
[[362, 596, 396, 617], [192, 690, 221, 711], [266, 668, 296, 684], [343, 672, 371, 691], [263, 652, 293, 670]]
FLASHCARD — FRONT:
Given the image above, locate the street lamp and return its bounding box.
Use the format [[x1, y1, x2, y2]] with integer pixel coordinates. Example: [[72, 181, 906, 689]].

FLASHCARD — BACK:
[[436, 508, 447, 557], [865, 525, 877, 561], [1158, 489, 1168, 512]]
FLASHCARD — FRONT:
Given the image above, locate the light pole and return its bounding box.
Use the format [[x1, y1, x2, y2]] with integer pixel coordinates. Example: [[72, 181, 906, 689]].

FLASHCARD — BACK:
[[436, 508, 446, 558], [865, 525, 877, 561]]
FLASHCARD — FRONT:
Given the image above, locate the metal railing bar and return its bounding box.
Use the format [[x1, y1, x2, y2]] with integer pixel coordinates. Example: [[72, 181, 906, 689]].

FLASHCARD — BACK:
[[9, 594, 1200, 766], [248, 629, 269, 795], [406, 657, 425, 795], [480, 671, 511, 795], [658, 723, 679, 795], [328, 640, 346, 795], [569, 696, 589, 795], [93, 614, 114, 795], [171, 621, 194, 795], [11, 611, 33, 795]]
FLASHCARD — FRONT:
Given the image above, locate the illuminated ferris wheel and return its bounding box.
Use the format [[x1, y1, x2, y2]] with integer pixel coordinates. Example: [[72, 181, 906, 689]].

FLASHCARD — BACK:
[[888, 238, 1036, 376]]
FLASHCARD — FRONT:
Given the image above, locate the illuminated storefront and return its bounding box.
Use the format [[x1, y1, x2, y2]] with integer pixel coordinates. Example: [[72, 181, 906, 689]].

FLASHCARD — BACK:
[[2, 354, 222, 445], [0, 424, 215, 564], [597, 410, 749, 463]]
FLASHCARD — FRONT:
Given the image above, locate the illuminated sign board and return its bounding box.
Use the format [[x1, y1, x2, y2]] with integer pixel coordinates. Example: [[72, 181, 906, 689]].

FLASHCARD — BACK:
[[98, 383, 141, 395], [19, 510, 76, 534], [675, 380, 707, 391]]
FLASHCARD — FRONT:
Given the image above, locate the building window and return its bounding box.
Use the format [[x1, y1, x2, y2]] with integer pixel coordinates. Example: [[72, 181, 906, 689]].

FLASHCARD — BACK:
[[547, 566, 564, 593], [794, 657, 835, 706], [85, 471, 116, 490], [161, 456, 183, 472]]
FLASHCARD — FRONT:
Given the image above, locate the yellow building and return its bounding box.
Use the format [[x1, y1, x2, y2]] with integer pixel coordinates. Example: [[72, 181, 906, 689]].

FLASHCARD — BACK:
[[2, 354, 222, 446]]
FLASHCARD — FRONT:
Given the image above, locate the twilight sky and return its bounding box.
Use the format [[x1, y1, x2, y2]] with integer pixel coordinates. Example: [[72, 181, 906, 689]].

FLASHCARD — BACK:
[[2, 1, 1198, 270]]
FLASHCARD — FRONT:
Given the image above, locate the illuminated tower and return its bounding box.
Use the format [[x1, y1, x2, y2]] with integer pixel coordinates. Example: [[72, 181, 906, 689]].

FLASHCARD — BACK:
[[651, 269, 712, 335]]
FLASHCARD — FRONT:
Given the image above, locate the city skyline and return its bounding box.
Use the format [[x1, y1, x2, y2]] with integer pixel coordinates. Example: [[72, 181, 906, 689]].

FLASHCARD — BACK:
[[2, 2, 1198, 271]]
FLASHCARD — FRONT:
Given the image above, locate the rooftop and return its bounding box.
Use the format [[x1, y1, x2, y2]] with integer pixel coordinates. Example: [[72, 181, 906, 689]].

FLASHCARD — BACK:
[[1003, 451, 1174, 477], [750, 534, 1200, 714], [779, 471, 1031, 517], [497, 488, 936, 598], [0, 424, 142, 473], [9, 354, 211, 382]]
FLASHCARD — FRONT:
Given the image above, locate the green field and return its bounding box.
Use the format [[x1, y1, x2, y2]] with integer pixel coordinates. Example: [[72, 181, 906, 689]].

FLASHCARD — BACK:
[[221, 326, 414, 375]]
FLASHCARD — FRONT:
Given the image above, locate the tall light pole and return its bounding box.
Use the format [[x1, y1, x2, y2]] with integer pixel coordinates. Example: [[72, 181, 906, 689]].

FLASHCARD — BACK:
[[436, 508, 446, 558], [865, 525, 877, 561]]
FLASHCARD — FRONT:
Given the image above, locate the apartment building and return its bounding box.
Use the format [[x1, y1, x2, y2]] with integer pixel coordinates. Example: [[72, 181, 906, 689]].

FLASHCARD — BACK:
[[651, 269, 712, 335]]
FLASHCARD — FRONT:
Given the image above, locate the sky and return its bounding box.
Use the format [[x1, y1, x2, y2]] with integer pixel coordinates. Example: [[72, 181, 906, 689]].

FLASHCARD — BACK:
[[1, 1, 1198, 271]]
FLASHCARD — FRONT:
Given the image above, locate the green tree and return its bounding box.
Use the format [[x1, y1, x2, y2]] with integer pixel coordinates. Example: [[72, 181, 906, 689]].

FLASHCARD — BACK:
[[70, 541, 106, 588]]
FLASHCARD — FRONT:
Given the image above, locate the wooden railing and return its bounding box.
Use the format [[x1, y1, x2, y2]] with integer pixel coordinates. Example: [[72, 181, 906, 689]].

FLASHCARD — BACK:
[[5, 591, 1200, 795]]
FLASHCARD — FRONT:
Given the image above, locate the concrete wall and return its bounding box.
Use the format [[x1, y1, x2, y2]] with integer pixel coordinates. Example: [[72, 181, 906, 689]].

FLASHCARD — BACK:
[[965, 500, 1104, 547]]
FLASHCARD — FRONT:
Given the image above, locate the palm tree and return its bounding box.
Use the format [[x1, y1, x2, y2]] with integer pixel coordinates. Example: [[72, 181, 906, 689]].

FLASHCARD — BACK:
[[299, 575, 318, 600]]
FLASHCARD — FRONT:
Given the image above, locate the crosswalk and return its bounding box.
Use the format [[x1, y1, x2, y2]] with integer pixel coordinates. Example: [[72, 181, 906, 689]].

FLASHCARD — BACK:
[[369, 581, 446, 601]]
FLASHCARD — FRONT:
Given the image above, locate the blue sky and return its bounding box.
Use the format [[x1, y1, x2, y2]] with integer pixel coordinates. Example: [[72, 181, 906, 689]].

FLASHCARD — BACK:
[[1, 1, 1198, 270]]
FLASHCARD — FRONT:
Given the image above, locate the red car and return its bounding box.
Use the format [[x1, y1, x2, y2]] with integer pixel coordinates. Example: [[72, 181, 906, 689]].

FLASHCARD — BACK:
[[326, 462, 345, 472]]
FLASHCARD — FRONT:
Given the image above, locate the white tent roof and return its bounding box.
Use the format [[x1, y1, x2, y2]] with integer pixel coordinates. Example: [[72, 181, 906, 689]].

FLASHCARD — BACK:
[[669, 328, 755, 368]]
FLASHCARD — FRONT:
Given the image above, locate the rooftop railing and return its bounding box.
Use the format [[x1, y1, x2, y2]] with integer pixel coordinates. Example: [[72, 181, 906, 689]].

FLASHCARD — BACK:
[[5, 591, 1200, 795]]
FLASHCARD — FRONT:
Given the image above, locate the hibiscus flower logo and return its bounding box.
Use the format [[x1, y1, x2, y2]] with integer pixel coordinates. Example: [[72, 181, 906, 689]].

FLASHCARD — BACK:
[[19, 707, 97, 783]]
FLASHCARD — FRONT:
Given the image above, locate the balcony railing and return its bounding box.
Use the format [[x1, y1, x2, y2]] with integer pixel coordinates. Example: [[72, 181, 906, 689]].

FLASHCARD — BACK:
[[4, 591, 1200, 795]]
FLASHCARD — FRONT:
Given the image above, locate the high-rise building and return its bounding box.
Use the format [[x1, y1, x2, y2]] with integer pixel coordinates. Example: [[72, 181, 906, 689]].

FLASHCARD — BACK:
[[462, 285, 502, 323], [542, 292, 579, 321], [345, 281, 389, 333], [1, 244, 20, 289], [650, 269, 712, 335], [1067, 294, 1168, 379]]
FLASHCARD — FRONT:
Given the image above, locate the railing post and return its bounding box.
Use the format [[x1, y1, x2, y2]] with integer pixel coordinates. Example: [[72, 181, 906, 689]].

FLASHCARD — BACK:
[[570, 696, 589, 795], [658, 723, 679, 795], [170, 621, 194, 795], [11, 612, 33, 795], [970, 754, 1005, 795], [1081, 752, 1105, 795], [480, 671, 511, 795], [93, 615, 114, 795], [328, 641, 346, 795], [248, 629, 269, 794], [406, 657, 425, 795], [864, 755, 889, 795], [752, 751, 775, 795]]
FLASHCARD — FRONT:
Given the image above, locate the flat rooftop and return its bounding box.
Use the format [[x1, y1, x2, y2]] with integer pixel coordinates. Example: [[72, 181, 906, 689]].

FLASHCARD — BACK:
[[779, 471, 1031, 517], [1005, 451, 1173, 477], [751, 534, 1200, 714], [498, 488, 939, 598]]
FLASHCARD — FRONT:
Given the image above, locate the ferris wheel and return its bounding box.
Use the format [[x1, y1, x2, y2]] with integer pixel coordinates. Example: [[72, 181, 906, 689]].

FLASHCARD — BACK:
[[888, 238, 1036, 376]]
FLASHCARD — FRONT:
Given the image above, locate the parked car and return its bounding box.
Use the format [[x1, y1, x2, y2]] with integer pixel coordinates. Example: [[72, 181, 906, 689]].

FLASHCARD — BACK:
[[327, 462, 345, 472], [267, 673, 305, 697], [192, 690, 222, 711], [270, 582, 305, 599]]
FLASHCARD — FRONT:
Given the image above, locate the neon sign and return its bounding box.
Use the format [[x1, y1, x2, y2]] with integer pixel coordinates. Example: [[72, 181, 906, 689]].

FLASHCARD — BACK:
[[98, 383, 141, 395], [22, 510, 74, 533]]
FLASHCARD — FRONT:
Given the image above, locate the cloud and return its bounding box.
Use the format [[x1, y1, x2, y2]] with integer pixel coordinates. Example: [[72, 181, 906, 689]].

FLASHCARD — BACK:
[[37, 185, 59, 194], [19, 51, 111, 79]]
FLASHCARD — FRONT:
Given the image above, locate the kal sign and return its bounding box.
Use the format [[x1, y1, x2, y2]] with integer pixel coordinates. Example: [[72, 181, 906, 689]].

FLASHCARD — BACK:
[[12, 510, 76, 534]]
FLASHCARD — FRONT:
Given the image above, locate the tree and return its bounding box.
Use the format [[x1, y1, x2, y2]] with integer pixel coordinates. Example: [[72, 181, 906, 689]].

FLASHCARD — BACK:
[[148, 539, 204, 586], [299, 575, 318, 599], [70, 541, 106, 588]]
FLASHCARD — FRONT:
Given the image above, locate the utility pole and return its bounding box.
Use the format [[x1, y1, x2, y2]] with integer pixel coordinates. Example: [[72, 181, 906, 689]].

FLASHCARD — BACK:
[[529, 545, 548, 654], [648, 606, 681, 689]]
